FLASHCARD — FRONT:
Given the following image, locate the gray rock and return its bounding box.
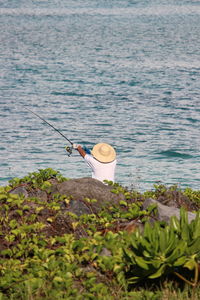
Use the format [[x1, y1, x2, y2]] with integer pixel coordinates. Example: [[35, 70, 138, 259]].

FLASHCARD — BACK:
[[100, 248, 112, 257], [53, 177, 125, 215], [29, 189, 48, 202], [55, 177, 124, 202], [10, 186, 29, 198], [66, 198, 92, 216], [143, 198, 196, 224], [10, 186, 48, 202]]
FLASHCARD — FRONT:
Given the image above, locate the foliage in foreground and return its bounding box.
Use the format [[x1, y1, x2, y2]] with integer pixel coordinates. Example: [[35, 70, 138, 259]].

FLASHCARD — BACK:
[[0, 168, 200, 299]]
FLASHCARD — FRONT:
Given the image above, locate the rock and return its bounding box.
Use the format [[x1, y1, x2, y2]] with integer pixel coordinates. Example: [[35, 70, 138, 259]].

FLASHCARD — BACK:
[[53, 177, 125, 216], [29, 189, 48, 202], [65, 198, 92, 216], [10, 186, 29, 198], [124, 220, 144, 233], [156, 190, 198, 210], [55, 177, 124, 202], [143, 198, 196, 224], [10, 185, 48, 202], [100, 248, 112, 257]]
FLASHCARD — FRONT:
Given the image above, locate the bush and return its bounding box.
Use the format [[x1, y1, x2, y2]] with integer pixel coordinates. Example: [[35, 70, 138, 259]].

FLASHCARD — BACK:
[[0, 169, 200, 299]]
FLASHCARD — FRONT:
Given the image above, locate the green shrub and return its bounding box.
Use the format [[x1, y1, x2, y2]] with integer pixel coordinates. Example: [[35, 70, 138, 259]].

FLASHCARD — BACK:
[[0, 169, 200, 299], [122, 208, 200, 287]]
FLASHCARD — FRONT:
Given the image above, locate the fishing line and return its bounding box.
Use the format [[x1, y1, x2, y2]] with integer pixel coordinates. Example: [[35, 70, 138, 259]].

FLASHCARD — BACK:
[[23, 106, 73, 156]]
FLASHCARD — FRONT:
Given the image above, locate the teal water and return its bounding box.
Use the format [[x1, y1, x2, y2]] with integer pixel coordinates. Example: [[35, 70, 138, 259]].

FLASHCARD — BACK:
[[0, 0, 200, 190]]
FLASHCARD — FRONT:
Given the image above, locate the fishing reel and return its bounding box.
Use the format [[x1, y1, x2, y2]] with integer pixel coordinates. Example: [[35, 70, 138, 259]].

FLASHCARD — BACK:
[[65, 146, 73, 157]]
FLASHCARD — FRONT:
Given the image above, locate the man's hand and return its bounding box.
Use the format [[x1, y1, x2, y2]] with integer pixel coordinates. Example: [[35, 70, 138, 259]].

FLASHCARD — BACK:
[[72, 143, 81, 149], [72, 144, 87, 158]]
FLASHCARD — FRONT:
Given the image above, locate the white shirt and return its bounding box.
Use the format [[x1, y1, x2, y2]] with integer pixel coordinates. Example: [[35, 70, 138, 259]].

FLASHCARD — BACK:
[[84, 154, 117, 183]]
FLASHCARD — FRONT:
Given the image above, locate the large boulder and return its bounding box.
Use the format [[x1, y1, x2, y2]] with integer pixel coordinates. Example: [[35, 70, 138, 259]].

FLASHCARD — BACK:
[[53, 177, 125, 215]]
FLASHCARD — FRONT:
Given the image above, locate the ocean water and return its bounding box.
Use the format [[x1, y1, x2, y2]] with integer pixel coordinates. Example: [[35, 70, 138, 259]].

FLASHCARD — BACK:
[[0, 0, 200, 191]]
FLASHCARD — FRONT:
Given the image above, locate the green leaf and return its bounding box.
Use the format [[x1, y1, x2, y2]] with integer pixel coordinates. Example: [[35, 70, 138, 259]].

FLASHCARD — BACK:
[[187, 237, 200, 255], [184, 258, 197, 271], [159, 230, 167, 254], [173, 256, 187, 267], [167, 242, 186, 264], [135, 256, 149, 270], [9, 219, 18, 229], [119, 200, 128, 206], [148, 264, 166, 279], [170, 216, 180, 231], [191, 212, 200, 239]]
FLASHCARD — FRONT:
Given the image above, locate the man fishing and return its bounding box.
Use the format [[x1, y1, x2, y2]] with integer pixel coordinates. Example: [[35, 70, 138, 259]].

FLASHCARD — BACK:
[[72, 143, 117, 183], [24, 107, 117, 183]]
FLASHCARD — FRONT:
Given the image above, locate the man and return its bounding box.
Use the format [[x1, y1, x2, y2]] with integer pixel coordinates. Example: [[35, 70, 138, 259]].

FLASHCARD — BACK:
[[72, 143, 117, 183]]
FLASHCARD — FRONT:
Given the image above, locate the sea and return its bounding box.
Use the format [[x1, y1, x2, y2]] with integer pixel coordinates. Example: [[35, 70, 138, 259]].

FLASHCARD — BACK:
[[0, 0, 200, 191]]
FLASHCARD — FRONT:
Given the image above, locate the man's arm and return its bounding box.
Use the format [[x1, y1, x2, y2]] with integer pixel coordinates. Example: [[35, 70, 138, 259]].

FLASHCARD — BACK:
[[72, 144, 87, 158], [77, 145, 86, 158]]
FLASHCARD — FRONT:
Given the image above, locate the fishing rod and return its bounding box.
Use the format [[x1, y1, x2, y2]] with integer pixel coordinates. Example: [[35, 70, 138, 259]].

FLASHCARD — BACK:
[[24, 106, 73, 156]]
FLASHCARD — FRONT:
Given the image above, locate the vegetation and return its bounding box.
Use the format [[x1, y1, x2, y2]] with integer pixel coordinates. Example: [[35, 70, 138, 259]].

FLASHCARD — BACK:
[[0, 168, 200, 299]]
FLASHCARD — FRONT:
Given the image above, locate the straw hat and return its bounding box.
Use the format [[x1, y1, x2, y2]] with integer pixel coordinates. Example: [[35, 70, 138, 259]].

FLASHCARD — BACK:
[[91, 143, 116, 163]]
